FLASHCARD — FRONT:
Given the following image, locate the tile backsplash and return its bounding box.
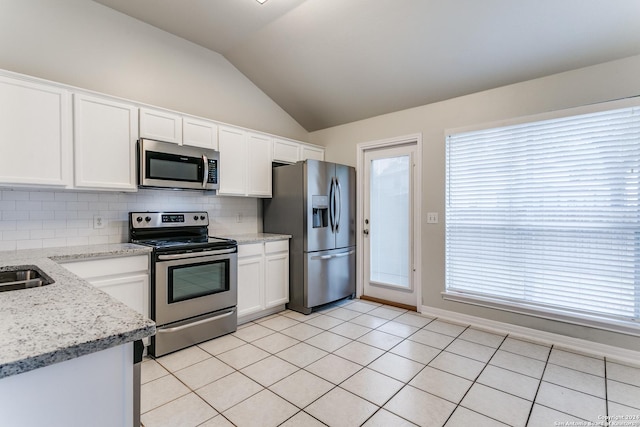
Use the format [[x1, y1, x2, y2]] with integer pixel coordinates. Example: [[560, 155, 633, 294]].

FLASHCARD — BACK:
[[0, 188, 261, 251]]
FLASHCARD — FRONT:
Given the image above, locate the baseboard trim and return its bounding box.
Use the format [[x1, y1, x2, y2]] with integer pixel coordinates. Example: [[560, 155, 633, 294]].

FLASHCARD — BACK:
[[238, 305, 286, 325], [421, 305, 640, 365], [361, 295, 417, 312]]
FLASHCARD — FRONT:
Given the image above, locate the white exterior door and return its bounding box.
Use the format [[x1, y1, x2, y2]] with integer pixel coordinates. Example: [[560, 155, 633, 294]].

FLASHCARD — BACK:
[[362, 143, 418, 307]]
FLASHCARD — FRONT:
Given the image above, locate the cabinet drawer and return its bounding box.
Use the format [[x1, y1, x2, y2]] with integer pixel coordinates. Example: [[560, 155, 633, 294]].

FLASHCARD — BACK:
[[238, 243, 263, 258], [62, 255, 148, 279], [265, 240, 288, 254]]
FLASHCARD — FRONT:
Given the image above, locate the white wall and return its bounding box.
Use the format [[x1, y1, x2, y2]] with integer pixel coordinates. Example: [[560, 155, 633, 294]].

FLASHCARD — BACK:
[[0, 0, 307, 141], [0, 188, 259, 251], [309, 55, 640, 351]]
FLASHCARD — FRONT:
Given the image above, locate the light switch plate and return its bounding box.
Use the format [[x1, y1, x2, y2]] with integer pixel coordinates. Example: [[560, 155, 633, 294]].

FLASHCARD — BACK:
[[427, 212, 438, 224]]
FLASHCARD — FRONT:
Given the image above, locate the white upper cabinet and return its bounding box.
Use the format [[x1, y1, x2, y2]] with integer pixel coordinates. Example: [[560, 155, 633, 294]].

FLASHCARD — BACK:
[[218, 126, 247, 196], [183, 116, 218, 150], [300, 144, 325, 161], [139, 108, 182, 144], [0, 68, 323, 196], [247, 133, 272, 197], [140, 107, 219, 150], [218, 126, 272, 197], [73, 94, 138, 191], [273, 138, 325, 164], [0, 75, 72, 187], [272, 139, 300, 164]]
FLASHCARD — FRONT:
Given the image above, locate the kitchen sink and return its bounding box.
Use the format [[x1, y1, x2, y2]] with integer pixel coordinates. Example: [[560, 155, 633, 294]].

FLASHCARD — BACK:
[[0, 266, 54, 292]]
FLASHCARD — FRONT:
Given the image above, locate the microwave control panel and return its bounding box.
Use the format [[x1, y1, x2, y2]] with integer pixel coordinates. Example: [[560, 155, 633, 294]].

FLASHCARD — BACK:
[[207, 159, 217, 184]]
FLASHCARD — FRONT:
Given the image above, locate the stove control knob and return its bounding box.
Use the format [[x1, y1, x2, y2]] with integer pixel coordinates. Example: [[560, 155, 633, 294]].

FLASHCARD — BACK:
[[145, 216, 151, 222], [194, 215, 199, 221], [136, 216, 143, 223], [200, 215, 206, 221]]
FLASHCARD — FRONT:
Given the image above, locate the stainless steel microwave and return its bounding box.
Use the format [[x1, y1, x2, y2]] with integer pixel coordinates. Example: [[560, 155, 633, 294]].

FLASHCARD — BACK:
[[138, 139, 219, 191]]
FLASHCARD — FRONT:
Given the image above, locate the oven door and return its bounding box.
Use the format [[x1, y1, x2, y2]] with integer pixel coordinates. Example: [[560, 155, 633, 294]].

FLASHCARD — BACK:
[[154, 248, 237, 326]]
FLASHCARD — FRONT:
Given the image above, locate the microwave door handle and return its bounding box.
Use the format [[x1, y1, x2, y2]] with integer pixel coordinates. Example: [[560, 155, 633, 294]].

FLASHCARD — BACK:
[[202, 155, 209, 189]]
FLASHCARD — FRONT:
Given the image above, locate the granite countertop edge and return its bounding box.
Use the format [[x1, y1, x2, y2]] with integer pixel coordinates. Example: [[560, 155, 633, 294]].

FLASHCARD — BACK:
[[0, 243, 156, 379], [221, 232, 292, 244]]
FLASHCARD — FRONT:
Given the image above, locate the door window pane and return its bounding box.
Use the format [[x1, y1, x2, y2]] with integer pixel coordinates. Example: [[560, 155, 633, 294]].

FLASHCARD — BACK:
[[370, 155, 410, 288]]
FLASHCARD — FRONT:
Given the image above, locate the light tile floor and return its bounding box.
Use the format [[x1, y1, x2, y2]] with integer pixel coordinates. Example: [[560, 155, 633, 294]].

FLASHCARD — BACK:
[[140, 299, 640, 427]]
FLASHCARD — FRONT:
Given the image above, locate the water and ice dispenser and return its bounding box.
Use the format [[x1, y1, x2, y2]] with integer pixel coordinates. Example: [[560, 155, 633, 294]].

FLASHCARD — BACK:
[[312, 195, 329, 228]]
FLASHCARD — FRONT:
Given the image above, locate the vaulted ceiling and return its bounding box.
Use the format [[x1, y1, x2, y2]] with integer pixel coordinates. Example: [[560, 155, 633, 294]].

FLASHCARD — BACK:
[[93, 0, 640, 131]]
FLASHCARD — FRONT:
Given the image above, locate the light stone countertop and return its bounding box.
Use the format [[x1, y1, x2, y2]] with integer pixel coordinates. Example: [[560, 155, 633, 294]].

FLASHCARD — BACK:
[[220, 232, 291, 244], [0, 243, 155, 379]]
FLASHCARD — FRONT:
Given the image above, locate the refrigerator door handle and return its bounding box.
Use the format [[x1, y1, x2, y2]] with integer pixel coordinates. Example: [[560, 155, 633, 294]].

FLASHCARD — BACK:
[[329, 177, 336, 233], [335, 178, 342, 233], [310, 250, 354, 261], [333, 250, 354, 258]]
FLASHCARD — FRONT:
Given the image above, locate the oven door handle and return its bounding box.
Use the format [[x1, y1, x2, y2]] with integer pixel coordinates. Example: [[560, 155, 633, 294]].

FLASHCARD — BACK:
[[157, 248, 236, 260], [157, 308, 236, 334]]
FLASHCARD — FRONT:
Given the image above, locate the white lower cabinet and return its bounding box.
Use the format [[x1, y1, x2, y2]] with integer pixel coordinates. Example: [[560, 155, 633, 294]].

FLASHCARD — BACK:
[[61, 255, 150, 342], [237, 240, 289, 323]]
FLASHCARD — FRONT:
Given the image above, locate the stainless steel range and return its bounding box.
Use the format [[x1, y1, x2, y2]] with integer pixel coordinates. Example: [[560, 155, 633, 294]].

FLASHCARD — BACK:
[[129, 211, 237, 357]]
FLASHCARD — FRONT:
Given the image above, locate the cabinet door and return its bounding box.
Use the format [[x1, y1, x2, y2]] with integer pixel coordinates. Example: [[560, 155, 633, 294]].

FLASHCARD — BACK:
[[139, 108, 182, 144], [91, 274, 149, 318], [0, 76, 71, 187], [237, 255, 264, 317], [273, 139, 300, 164], [247, 133, 272, 198], [74, 94, 138, 191], [265, 252, 289, 308], [183, 116, 218, 150], [300, 145, 325, 161], [218, 126, 247, 196]]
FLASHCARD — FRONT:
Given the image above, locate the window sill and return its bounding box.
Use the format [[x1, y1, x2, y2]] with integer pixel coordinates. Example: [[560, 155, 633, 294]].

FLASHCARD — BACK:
[[441, 291, 640, 337]]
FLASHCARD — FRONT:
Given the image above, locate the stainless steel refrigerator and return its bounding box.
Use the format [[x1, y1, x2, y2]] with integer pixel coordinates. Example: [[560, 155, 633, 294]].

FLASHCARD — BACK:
[[263, 160, 356, 314]]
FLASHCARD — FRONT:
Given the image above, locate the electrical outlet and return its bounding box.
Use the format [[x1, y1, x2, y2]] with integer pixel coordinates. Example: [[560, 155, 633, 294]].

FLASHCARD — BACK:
[[93, 215, 105, 229], [427, 212, 439, 224], [236, 213, 243, 223]]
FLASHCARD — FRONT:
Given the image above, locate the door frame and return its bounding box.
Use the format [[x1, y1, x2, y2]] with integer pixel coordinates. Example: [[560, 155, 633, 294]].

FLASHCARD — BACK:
[[356, 133, 423, 312]]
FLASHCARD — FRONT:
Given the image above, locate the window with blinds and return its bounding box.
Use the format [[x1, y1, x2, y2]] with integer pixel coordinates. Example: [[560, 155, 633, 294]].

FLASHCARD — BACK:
[[445, 102, 640, 333]]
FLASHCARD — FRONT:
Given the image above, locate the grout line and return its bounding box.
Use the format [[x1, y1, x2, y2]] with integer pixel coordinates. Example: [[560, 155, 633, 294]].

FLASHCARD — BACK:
[[604, 356, 609, 419], [142, 301, 634, 427], [440, 329, 507, 426], [523, 342, 552, 426]]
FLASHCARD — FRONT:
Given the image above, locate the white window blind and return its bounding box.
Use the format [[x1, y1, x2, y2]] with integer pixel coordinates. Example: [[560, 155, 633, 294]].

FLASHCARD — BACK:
[[445, 103, 640, 332]]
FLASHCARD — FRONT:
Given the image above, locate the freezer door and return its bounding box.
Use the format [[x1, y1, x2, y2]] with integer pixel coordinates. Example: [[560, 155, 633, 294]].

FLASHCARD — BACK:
[[305, 160, 336, 252], [305, 247, 356, 308], [334, 164, 356, 249]]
